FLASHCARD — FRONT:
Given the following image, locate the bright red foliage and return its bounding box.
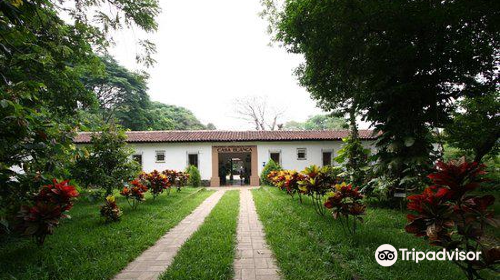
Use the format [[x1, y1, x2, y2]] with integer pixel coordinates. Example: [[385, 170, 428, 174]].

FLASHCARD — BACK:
[[405, 160, 498, 278], [17, 179, 79, 245]]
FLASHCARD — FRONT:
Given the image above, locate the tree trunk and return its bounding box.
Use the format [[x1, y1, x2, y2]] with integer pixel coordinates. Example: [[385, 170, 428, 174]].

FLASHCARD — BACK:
[[349, 106, 358, 140]]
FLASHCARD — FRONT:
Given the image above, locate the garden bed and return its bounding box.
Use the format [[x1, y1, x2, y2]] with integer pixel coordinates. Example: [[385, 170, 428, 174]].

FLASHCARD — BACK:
[[0, 188, 214, 280]]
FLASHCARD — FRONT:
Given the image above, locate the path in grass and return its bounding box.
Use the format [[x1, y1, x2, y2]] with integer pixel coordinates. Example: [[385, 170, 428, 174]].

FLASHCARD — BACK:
[[115, 190, 227, 280], [234, 188, 280, 280], [252, 187, 465, 280], [0, 188, 214, 280], [160, 190, 240, 280]]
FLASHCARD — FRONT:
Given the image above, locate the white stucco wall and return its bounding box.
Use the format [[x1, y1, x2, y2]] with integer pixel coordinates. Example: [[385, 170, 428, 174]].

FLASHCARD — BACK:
[[256, 141, 375, 174], [127, 140, 376, 182], [129, 142, 213, 180]]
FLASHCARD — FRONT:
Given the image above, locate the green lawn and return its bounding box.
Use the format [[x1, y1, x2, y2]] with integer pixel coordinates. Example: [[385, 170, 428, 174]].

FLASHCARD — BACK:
[[0, 188, 214, 280], [161, 190, 240, 280], [252, 187, 476, 280]]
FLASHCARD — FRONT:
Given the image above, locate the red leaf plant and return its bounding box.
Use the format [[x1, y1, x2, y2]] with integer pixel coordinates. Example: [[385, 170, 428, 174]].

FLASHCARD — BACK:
[[120, 179, 148, 209], [17, 179, 79, 245], [298, 165, 337, 216], [175, 171, 189, 192], [324, 182, 366, 234], [268, 170, 306, 202], [405, 160, 499, 279], [162, 170, 189, 193], [100, 195, 122, 223], [143, 170, 170, 199]]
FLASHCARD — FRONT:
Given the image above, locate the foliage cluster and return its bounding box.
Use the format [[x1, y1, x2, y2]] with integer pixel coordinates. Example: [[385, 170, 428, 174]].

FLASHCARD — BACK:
[[16, 179, 79, 245], [264, 0, 499, 205], [72, 126, 140, 195], [267, 165, 366, 234], [100, 195, 122, 223], [260, 160, 282, 186], [405, 160, 498, 279], [186, 165, 201, 187]]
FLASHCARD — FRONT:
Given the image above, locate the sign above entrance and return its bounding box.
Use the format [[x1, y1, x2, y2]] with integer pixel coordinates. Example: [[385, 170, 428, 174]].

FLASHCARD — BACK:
[[215, 146, 253, 153]]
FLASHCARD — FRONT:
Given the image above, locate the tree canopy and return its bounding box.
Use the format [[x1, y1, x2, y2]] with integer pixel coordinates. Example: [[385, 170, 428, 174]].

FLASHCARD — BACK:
[[79, 57, 213, 131], [264, 0, 499, 192], [0, 0, 159, 221], [445, 93, 500, 162], [147, 102, 211, 131], [284, 114, 348, 131]]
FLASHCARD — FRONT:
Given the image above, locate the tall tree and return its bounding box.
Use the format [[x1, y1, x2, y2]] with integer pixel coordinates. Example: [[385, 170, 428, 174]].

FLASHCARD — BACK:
[[0, 0, 159, 226], [445, 92, 499, 162], [82, 56, 152, 130], [147, 102, 209, 130], [284, 114, 348, 130], [263, 0, 499, 193]]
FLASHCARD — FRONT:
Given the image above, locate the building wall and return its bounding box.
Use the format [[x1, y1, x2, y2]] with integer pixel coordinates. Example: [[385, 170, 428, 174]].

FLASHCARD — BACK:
[[256, 141, 375, 174], [129, 142, 213, 180], [128, 140, 376, 182]]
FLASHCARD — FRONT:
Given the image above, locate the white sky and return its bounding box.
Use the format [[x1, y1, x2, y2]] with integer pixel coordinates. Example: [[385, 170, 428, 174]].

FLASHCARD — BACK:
[[108, 0, 326, 130]]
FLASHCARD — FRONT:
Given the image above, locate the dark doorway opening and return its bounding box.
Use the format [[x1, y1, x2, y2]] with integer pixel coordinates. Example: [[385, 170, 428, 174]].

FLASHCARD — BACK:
[[218, 152, 251, 186]]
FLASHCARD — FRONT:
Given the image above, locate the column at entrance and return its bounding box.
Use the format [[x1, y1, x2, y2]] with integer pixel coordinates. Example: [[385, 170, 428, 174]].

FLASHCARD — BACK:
[[211, 146, 220, 187], [250, 147, 259, 186]]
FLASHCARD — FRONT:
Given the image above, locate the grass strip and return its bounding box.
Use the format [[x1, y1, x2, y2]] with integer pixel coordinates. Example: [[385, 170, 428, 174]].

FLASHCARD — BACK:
[[252, 187, 467, 280], [161, 190, 240, 280], [0, 188, 214, 280]]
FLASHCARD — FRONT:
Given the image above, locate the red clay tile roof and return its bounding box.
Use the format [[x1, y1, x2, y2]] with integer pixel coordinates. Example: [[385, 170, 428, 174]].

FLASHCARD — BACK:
[[74, 130, 377, 144]]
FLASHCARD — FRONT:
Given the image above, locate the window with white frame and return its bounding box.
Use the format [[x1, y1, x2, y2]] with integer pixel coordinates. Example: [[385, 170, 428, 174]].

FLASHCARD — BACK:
[[297, 148, 307, 160], [155, 150, 165, 163]]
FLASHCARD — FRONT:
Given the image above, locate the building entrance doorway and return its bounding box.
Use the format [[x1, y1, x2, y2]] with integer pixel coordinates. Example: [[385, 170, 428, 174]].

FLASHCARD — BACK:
[[211, 146, 259, 187], [218, 152, 251, 186]]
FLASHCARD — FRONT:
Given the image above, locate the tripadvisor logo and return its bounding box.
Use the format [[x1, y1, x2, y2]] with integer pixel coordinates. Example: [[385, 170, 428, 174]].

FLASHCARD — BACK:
[[375, 244, 482, 267]]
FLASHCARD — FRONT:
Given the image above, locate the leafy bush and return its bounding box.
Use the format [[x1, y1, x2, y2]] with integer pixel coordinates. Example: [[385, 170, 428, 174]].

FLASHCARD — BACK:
[[260, 160, 282, 186], [142, 170, 170, 199], [162, 170, 189, 192], [405, 160, 498, 279], [324, 182, 366, 234], [186, 165, 201, 187], [120, 179, 148, 209], [16, 179, 79, 245], [298, 165, 337, 216], [335, 136, 371, 187], [100, 195, 122, 223], [176, 171, 189, 192], [72, 126, 140, 195], [268, 170, 305, 200]]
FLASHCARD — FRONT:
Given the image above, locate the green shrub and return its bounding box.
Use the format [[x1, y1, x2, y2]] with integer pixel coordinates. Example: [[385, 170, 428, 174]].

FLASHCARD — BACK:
[[71, 125, 140, 195], [186, 165, 201, 187], [260, 160, 282, 186]]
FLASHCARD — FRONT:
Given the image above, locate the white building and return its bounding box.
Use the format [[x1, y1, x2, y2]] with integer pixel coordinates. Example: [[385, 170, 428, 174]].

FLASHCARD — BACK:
[[74, 130, 377, 187]]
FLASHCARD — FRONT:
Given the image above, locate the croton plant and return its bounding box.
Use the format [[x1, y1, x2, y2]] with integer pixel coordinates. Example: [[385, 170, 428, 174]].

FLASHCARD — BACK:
[[324, 182, 366, 234], [141, 170, 170, 199], [100, 195, 122, 223], [405, 160, 499, 279], [17, 179, 79, 245], [120, 179, 148, 209], [163, 169, 189, 192], [298, 165, 337, 216], [267, 170, 305, 200]]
